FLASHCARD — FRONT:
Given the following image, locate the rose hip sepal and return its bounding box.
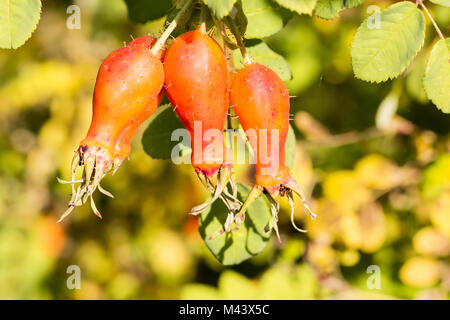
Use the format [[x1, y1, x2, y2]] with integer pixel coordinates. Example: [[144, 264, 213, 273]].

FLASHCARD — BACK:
[[58, 36, 165, 222], [229, 62, 317, 239], [163, 27, 240, 216]]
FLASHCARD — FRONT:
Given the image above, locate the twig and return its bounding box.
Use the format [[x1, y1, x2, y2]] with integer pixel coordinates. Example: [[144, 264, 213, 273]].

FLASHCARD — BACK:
[[417, 1, 446, 43], [300, 127, 384, 149], [199, 3, 208, 33], [226, 17, 252, 65], [151, 0, 194, 56]]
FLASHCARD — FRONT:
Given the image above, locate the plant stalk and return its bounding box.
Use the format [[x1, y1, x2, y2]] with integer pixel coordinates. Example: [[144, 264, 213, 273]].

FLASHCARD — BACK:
[[418, 1, 446, 43], [151, 0, 194, 56], [226, 17, 252, 65]]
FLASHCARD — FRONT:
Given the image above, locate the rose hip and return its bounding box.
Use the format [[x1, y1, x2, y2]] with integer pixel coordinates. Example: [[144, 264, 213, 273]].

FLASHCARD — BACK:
[[59, 36, 164, 221], [230, 62, 317, 238], [163, 27, 239, 215]]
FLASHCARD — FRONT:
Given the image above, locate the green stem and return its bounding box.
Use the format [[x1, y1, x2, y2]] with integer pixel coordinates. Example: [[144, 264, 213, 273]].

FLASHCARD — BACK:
[[226, 17, 252, 65], [222, 24, 233, 68], [151, 0, 194, 56], [234, 184, 263, 227], [418, 1, 446, 43], [199, 3, 208, 33]]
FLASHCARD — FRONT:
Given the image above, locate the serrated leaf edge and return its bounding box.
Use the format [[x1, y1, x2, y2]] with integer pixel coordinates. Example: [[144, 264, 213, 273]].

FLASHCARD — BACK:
[[206, 0, 238, 19], [274, 0, 317, 16], [423, 39, 450, 113], [1, 0, 42, 49], [350, 2, 426, 83]]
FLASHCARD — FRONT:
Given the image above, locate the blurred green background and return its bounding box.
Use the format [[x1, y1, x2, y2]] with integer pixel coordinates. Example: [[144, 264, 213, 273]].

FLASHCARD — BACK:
[[0, 0, 449, 299]]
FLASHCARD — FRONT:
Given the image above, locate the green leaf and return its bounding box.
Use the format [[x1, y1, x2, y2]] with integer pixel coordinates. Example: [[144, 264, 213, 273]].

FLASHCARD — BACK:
[[203, 0, 238, 19], [142, 104, 189, 159], [218, 270, 259, 298], [220, 1, 248, 50], [405, 53, 428, 104], [233, 40, 292, 81], [229, 0, 248, 34], [199, 183, 272, 265], [124, 0, 172, 23], [165, 1, 195, 37], [227, 0, 248, 37], [242, 0, 292, 39], [430, 0, 450, 7], [421, 153, 450, 200], [345, 0, 364, 7], [0, 0, 41, 49], [285, 124, 296, 170], [423, 38, 450, 113], [351, 1, 425, 83], [274, 0, 318, 15], [180, 284, 220, 300], [315, 0, 363, 20]]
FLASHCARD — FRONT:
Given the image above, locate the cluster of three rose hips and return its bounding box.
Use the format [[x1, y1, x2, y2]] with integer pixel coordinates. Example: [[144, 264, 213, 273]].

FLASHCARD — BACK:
[[59, 27, 316, 239]]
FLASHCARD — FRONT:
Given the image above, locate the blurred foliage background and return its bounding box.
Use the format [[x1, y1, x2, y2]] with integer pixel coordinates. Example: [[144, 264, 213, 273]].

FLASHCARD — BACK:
[[0, 0, 449, 300]]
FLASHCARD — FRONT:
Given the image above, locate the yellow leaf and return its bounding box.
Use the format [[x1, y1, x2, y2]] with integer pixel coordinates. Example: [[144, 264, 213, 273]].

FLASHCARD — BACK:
[[399, 257, 440, 288]]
